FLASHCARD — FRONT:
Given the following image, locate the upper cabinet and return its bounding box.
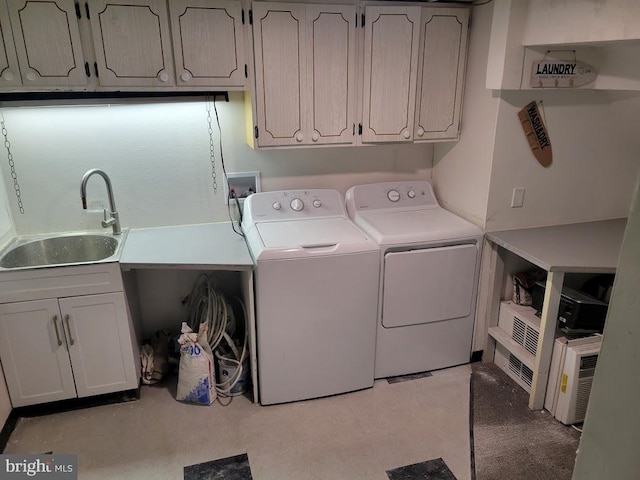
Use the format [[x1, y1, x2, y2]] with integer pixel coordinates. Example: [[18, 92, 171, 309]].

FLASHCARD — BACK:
[[414, 8, 469, 141], [362, 5, 469, 144], [88, 0, 174, 87], [0, 0, 20, 86], [169, 0, 246, 88], [5, 0, 88, 87], [252, 2, 356, 147], [361, 6, 421, 144], [248, 2, 470, 147], [0, 0, 248, 92]]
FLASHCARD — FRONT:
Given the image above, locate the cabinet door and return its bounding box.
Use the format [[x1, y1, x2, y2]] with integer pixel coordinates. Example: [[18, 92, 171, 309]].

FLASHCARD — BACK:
[[0, 300, 76, 407], [306, 4, 356, 146], [415, 8, 470, 141], [6, 0, 87, 87], [88, 0, 174, 87], [361, 6, 421, 143], [0, 1, 21, 87], [252, 2, 308, 147], [169, 0, 245, 88], [60, 293, 138, 398]]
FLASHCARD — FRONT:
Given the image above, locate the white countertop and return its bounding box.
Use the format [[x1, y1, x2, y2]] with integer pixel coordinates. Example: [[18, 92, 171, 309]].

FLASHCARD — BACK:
[[119, 222, 253, 271], [486, 218, 627, 273]]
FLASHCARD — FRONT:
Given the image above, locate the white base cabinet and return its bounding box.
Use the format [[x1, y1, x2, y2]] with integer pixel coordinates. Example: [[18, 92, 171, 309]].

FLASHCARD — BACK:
[[0, 264, 140, 407]]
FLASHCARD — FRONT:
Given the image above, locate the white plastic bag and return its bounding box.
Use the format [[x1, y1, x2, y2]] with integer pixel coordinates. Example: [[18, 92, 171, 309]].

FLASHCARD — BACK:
[[176, 322, 216, 405]]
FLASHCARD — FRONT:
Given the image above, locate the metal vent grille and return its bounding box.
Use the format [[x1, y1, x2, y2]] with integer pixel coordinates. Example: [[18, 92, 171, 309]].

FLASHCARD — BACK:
[[576, 377, 594, 420], [580, 354, 598, 370], [508, 354, 533, 387], [512, 317, 526, 345], [525, 329, 539, 356], [510, 316, 539, 356]]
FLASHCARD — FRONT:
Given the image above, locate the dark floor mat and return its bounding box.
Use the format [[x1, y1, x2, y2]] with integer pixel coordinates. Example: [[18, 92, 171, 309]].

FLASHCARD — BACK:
[[184, 453, 252, 480], [471, 362, 580, 480], [387, 458, 457, 480]]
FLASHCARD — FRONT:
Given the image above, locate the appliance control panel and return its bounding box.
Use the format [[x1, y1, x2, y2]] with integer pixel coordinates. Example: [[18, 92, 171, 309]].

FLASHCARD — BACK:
[[244, 189, 347, 221], [346, 181, 438, 213]]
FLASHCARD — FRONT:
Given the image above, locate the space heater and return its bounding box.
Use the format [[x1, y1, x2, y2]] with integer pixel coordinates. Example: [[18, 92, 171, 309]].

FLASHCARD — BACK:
[[544, 335, 601, 425]]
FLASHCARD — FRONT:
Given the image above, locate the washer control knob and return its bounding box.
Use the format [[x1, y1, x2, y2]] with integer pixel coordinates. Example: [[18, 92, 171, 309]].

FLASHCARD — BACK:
[[312, 199, 322, 208], [272, 202, 281, 210], [290, 198, 304, 211], [407, 189, 416, 199], [387, 189, 400, 202]]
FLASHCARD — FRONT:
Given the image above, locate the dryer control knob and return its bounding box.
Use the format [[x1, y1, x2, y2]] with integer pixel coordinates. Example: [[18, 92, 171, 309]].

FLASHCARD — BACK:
[[290, 198, 304, 211], [272, 202, 282, 210], [313, 199, 322, 208], [387, 189, 400, 202], [407, 189, 416, 199]]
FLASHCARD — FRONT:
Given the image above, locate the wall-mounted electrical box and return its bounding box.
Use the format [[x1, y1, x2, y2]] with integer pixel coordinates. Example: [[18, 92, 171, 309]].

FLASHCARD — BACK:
[[224, 171, 261, 205]]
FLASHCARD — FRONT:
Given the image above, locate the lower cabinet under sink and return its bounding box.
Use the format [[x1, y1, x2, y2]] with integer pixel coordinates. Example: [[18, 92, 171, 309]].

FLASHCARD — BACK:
[[0, 263, 139, 407]]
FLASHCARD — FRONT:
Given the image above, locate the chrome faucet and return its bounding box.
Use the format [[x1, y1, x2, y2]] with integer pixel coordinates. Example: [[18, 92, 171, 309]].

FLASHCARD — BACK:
[[80, 169, 121, 235]]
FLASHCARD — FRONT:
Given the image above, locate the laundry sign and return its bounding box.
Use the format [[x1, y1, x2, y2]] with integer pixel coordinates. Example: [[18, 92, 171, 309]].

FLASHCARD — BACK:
[[531, 59, 596, 88], [518, 101, 552, 167]]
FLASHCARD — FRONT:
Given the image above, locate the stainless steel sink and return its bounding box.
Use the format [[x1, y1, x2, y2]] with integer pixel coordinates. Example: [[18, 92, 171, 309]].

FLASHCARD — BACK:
[[0, 234, 121, 269]]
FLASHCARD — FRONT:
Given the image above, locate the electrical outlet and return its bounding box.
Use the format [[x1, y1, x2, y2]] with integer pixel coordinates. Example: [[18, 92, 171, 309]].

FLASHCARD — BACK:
[[225, 171, 261, 205], [511, 187, 526, 208]]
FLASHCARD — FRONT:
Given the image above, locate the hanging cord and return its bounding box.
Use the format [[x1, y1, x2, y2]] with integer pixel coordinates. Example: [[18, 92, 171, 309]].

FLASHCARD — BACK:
[[185, 275, 249, 397], [0, 113, 24, 214], [214, 297, 248, 396], [212, 99, 244, 238]]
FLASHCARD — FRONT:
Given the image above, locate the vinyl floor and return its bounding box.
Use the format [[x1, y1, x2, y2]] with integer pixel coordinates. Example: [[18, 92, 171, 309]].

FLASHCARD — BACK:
[[3, 365, 472, 480]]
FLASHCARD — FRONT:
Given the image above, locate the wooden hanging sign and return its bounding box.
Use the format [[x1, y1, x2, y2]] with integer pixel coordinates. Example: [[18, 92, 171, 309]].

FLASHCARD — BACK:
[[518, 101, 552, 167], [531, 60, 597, 88]]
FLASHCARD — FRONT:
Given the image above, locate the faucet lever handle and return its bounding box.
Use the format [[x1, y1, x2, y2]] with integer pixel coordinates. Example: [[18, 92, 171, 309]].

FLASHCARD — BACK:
[[101, 209, 115, 228]]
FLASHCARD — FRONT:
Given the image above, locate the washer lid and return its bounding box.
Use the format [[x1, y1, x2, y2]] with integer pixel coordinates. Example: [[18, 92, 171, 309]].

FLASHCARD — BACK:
[[355, 208, 482, 244], [256, 217, 368, 249]]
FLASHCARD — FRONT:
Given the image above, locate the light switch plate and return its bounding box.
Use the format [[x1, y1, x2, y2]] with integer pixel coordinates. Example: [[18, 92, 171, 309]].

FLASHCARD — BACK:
[[511, 187, 526, 208]]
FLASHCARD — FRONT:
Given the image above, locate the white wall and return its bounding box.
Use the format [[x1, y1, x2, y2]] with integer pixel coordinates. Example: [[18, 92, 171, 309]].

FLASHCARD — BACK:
[[0, 95, 433, 236], [522, 0, 640, 46], [572, 171, 640, 480], [432, 1, 497, 228], [485, 89, 640, 231]]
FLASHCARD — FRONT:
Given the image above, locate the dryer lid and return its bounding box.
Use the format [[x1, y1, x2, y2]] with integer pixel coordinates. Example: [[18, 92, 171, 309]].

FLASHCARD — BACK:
[[355, 208, 482, 244], [256, 217, 368, 249]]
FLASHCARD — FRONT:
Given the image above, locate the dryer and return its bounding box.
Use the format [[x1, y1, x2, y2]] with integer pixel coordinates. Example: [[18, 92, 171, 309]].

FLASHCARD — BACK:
[[242, 189, 380, 405], [345, 181, 483, 379]]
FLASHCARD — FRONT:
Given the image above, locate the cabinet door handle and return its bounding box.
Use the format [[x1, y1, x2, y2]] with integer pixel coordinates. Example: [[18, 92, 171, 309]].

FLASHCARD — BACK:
[[53, 315, 63, 346], [64, 315, 75, 346]]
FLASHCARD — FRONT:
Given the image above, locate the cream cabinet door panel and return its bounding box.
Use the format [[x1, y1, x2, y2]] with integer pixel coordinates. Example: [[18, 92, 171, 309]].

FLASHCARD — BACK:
[[89, 0, 174, 87], [253, 2, 307, 147], [362, 6, 421, 143], [7, 0, 87, 87], [0, 1, 21, 86], [170, 0, 245, 88], [60, 293, 138, 398], [307, 4, 356, 145], [0, 300, 76, 407], [415, 8, 469, 141]]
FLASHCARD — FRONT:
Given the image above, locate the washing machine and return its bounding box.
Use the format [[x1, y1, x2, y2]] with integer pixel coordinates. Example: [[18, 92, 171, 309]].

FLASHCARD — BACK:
[[345, 181, 483, 379], [242, 189, 380, 405]]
